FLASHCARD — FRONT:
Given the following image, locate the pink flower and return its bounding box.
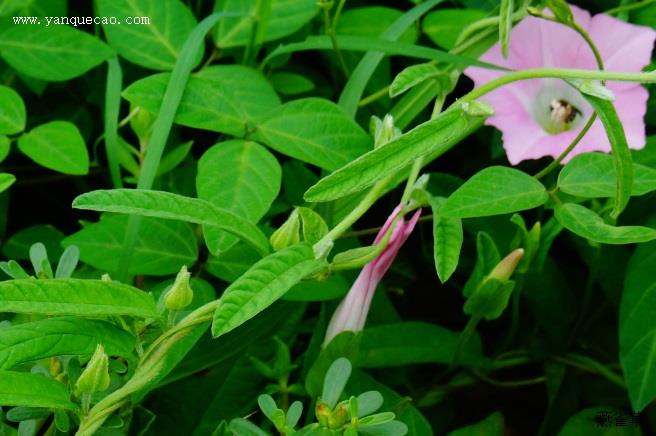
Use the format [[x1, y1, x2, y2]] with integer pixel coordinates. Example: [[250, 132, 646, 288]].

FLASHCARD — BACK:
[[464, 5, 656, 165], [324, 206, 421, 346]]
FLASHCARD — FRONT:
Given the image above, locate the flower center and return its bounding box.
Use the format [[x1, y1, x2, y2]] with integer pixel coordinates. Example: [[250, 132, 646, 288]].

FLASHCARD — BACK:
[[532, 82, 589, 135]]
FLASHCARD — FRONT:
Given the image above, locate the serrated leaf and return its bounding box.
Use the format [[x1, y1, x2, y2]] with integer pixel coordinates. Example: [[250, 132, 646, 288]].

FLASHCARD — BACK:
[[213, 0, 318, 48], [621, 241, 656, 412], [585, 96, 633, 219], [430, 196, 463, 282], [63, 214, 198, 276], [18, 121, 89, 175], [72, 189, 270, 256], [440, 166, 548, 218], [558, 152, 656, 198], [304, 108, 483, 202], [0, 317, 135, 369], [253, 98, 372, 171], [212, 244, 323, 337], [197, 140, 281, 254], [123, 65, 280, 137], [554, 203, 656, 245], [0, 85, 25, 135], [0, 24, 112, 81], [0, 370, 77, 410], [96, 0, 201, 71], [0, 279, 157, 317]]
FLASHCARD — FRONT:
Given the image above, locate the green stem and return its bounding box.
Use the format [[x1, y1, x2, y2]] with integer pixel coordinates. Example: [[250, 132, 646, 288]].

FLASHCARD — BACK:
[[605, 0, 656, 15], [359, 85, 390, 107], [103, 57, 123, 189], [400, 157, 424, 206], [322, 1, 349, 77], [472, 369, 545, 387], [554, 354, 625, 388], [460, 68, 655, 104], [533, 113, 597, 179]]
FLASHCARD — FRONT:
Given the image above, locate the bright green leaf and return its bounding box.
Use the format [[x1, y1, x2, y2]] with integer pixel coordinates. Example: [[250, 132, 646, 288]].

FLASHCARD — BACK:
[[558, 152, 656, 198], [123, 65, 280, 137], [18, 121, 89, 175], [430, 196, 463, 283], [253, 98, 372, 171], [197, 140, 281, 254], [0, 317, 135, 369], [72, 189, 270, 256], [96, 0, 201, 70], [0, 173, 15, 194], [0, 85, 25, 134], [555, 203, 656, 245], [0, 24, 112, 81], [211, 244, 324, 338], [0, 370, 77, 410], [0, 279, 157, 318], [422, 9, 488, 50], [440, 166, 548, 218]]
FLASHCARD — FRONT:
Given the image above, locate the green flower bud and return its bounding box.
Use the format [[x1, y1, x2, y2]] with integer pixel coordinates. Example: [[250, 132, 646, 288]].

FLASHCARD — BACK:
[[75, 344, 110, 396], [164, 265, 193, 311], [270, 209, 300, 251]]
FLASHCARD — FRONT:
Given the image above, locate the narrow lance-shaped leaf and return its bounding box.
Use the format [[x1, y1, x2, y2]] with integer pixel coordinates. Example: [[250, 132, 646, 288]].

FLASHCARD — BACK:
[[0, 317, 135, 369], [72, 189, 270, 256], [0, 370, 77, 410], [499, 0, 513, 58], [0, 279, 158, 318], [554, 203, 656, 245], [212, 243, 325, 338], [584, 95, 633, 219], [304, 108, 484, 202], [440, 166, 549, 218]]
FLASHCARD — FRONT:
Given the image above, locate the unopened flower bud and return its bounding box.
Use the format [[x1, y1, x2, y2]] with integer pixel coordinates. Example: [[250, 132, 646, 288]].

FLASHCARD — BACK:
[[488, 248, 524, 282], [164, 266, 193, 311], [75, 344, 110, 396], [270, 209, 300, 251]]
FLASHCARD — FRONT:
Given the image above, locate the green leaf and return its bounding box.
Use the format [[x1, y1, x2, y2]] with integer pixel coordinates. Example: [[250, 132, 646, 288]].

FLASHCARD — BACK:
[[206, 243, 260, 283], [558, 152, 656, 198], [464, 278, 515, 321], [0, 85, 25, 134], [584, 96, 633, 219], [228, 418, 268, 436], [422, 9, 488, 50], [358, 322, 488, 369], [96, 0, 200, 71], [72, 189, 270, 257], [213, 0, 318, 48], [304, 108, 483, 202], [499, 0, 513, 58], [211, 244, 324, 338], [123, 65, 280, 137], [0, 370, 77, 410], [322, 357, 352, 409], [0, 173, 15, 194], [0, 317, 135, 369], [554, 203, 656, 245], [197, 140, 281, 254], [297, 207, 329, 244], [1, 224, 65, 261], [0, 24, 113, 81], [447, 411, 504, 436], [620, 241, 656, 412], [269, 72, 315, 95], [0, 279, 157, 317], [0, 135, 9, 162], [440, 166, 548, 218], [389, 62, 448, 98], [63, 214, 198, 276], [430, 196, 463, 283], [17, 121, 89, 175], [253, 98, 372, 171]]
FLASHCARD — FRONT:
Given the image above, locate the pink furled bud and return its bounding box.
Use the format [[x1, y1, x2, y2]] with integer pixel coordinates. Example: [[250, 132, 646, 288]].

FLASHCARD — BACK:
[[323, 206, 421, 345], [488, 248, 525, 282]]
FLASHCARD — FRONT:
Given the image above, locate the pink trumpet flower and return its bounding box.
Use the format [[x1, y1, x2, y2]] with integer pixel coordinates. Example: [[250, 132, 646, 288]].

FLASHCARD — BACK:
[[324, 206, 421, 346], [464, 4, 656, 165]]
